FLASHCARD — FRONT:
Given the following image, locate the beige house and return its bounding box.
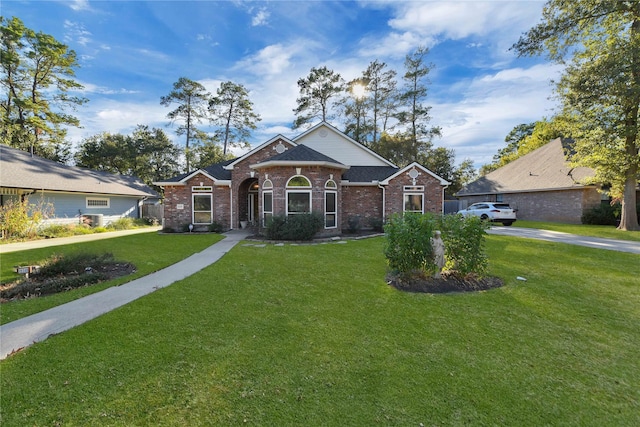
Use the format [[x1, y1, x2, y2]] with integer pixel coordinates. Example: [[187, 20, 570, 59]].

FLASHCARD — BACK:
[[456, 138, 601, 223], [155, 122, 449, 236]]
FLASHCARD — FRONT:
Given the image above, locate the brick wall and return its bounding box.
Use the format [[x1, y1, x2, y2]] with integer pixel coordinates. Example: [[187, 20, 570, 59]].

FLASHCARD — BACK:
[[341, 185, 382, 230], [384, 169, 444, 218], [459, 187, 601, 223]]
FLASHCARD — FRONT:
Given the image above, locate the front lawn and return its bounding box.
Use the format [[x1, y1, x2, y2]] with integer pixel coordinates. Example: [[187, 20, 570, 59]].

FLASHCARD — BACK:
[[0, 233, 223, 324], [514, 220, 640, 242], [1, 236, 638, 425]]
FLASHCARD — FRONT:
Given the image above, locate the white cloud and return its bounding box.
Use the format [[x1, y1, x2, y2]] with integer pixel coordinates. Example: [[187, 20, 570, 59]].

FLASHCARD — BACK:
[[63, 20, 92, 46], [68, 0, 91, 12], [252, 8, 270, 26], [430, 63, 563, 167], [389, 1, 541, 40]]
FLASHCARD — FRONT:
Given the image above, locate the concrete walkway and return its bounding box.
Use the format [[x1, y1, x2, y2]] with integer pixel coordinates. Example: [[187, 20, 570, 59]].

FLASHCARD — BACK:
[[0, 229, 250, 359], [0, 226, 162, 254], [487, 227, 640, 255]]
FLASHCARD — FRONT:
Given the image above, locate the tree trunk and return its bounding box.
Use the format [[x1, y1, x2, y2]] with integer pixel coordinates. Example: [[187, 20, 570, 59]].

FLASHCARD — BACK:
[[618, 162, 639, 231]]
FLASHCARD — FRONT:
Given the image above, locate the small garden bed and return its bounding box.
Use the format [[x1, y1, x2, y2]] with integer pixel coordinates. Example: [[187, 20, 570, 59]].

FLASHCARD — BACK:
[[1, 253, 136, 301], [387, 271, 504, 293]]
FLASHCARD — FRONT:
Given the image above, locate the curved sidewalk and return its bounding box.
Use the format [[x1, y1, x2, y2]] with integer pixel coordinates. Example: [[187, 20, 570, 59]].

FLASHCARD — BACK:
[[487, 227, 640, 254], [0, 229, 250, 360]]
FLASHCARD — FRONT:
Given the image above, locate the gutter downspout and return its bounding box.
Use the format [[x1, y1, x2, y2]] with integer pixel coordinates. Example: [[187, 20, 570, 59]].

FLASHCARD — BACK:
[[229, 183, 233, 230], [441, 185, 449, 214], [378, 183, 386, 222]]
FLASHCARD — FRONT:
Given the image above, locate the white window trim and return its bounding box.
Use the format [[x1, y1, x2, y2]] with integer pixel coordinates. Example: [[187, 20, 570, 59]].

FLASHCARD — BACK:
[[192, 193, 213, 224], [324, 190, 337, 229], [262, 190, 273, 226], [403, 193, 424, 214], [286, 175, 312, 188], [286, 190, 312, 216], [86, 197, 110, 209]]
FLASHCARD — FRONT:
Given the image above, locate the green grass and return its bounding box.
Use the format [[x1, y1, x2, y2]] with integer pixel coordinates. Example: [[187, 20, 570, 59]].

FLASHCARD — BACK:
[[1, 236, 638, 426], [514, 220, 640, 242], [0, 233, 223, 324]]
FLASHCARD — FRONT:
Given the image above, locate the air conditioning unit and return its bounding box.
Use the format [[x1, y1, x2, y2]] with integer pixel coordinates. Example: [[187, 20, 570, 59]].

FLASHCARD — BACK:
[[82, 214, 104, 227]]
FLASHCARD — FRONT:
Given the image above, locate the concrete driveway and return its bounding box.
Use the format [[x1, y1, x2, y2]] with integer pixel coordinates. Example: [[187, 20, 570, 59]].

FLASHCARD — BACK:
[[487, 227, 640, 255]]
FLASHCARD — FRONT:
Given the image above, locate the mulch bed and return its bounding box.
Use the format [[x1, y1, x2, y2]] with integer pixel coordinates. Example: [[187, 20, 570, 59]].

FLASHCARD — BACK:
[[387, 271, 504, 294], [1, 262, 136, 302]]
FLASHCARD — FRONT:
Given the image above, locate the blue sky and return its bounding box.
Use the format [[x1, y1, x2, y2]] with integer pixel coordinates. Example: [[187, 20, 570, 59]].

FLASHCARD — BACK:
[[4, 0, 562, 169]]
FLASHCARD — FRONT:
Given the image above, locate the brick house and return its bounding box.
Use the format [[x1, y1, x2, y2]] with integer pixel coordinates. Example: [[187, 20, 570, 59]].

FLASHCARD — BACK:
[[155, 122, 449, 236], [456, 138, 602, 223]]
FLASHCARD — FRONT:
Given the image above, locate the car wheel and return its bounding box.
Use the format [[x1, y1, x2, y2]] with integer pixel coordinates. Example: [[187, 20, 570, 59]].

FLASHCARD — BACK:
[[480, 214, 489, 221], [502, 221, 513, 226]]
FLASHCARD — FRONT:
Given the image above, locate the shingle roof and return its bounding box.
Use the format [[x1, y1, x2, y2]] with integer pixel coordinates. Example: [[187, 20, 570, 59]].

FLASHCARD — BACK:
[[202, 158, 234, 180], [0, 144, 158, 197], [257, 144, 343, 164], [342, 166, 398, 182], [457, 138, 595, 196]]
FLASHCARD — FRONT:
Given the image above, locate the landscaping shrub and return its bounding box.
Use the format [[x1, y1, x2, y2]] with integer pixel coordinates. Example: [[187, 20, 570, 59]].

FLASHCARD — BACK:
[[347, 215, 362, 233], [437, 214, 489, 276], [581, 203, 620, 225], [265, 213, 324, 241], [107, 217, 136, 230], [0, 198, 53, 240], [367, 217, 384, 232], [38, 224, 76, 238], [384, 213, 436, 276], [384, 213, 489, 277], [208, 221, 224, 233]]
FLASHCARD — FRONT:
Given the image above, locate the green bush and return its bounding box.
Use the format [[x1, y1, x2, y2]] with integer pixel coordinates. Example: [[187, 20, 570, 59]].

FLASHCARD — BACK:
[[38, 224, 76, 238], [265, 213, 324, 241], [107, 217, 136, 230], [0, 198, 53, 240], [437, 214, 489, 276], [346, 215, 362, 233], [383, 213, 489, 277], [581, 203, 619, 225], [208, 221, 224, 233], [367, 217, 384, 232], [384, 213, 436, 275]]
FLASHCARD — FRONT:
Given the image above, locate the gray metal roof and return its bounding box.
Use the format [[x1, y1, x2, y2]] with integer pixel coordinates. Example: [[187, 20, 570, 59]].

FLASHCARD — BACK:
[[1, 144, 158, 197], [457, 138, 595, 196]]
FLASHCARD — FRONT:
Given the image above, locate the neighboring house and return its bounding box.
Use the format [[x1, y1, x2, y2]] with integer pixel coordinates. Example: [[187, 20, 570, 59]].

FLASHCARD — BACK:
[[0, 144, 158, 227], [456, 138, 601, 223], [155, 122, 450, 236]]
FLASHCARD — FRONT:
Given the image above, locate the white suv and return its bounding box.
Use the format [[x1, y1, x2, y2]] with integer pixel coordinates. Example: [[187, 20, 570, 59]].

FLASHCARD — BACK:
[[458, 202, 517, 226]]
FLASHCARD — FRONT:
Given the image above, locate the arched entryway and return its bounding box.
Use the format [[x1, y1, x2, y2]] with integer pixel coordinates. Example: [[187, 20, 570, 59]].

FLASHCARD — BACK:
[[238, 178, 259, 228]]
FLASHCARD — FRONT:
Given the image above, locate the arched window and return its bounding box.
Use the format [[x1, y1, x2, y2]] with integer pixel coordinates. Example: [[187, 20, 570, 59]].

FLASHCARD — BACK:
[[262, 179, 273, 189], [286, 175, 311, 216], [287, 175, 311, 187], [325, 179, 337, 189]]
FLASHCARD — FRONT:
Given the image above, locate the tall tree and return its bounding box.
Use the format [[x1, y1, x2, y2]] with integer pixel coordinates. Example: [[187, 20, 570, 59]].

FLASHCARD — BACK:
[[363, 60, 397, 146], [160, 77, 210, 172], [293, 66, 344, 129], [513, 0, 640, 231], [342, 78, 373, 145], [0, 16, 85, 161], [75, 126, 182, 186], [209, 81, 261, 156], [397, 46, 440, 150]]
